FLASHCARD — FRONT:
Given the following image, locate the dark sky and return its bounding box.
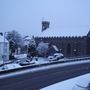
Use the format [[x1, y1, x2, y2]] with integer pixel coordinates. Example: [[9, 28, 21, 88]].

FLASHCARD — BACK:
[[0, 0, 90, 36]]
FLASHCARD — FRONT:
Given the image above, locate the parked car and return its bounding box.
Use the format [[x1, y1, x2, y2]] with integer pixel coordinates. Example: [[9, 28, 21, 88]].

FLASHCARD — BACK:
[[48, 53, 64, 62], [48, 56, 55, 61], [54, 53, 64, 59]]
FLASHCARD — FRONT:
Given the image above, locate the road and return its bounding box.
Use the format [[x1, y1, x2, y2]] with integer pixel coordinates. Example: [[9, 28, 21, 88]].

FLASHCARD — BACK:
[[0, 62, 90, 90]]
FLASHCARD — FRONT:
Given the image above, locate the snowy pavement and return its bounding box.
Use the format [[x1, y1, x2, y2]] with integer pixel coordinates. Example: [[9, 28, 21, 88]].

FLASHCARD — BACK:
[[41, 73, 90, 90]]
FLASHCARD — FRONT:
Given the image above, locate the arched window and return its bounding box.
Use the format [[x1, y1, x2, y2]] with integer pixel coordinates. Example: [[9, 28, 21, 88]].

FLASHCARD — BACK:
[[66, 44, 71, 57]]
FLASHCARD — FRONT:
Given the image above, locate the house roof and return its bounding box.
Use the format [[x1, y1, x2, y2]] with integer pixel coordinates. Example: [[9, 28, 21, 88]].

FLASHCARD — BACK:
[[37, 28, 89, 37]]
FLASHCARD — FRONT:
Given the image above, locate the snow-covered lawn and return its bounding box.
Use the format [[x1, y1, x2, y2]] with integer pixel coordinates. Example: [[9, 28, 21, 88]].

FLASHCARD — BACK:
[[41, 73, 90, 90]]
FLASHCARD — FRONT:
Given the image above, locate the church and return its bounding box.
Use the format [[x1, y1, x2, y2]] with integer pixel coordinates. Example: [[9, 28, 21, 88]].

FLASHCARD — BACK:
[[35, 21, 90, 57], [35, 34, 90, 57]]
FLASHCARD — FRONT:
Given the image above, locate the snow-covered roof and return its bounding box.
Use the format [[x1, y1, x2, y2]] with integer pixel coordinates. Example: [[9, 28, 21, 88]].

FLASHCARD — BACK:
[[37, 28, 89, 37], [0, 36, 8, 43]]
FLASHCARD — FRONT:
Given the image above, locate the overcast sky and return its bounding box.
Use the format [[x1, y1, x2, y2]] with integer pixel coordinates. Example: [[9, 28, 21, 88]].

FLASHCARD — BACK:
[[0, 0, 90, 36]]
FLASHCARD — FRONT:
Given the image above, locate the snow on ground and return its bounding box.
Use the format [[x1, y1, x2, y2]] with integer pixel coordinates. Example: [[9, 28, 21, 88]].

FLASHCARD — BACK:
[[0, 56, 49, 71], [4, 63, 21, 70], [41, 73, 90, 90], [15, 54, 27, 59], [0, 63, 21, 71], [14, 54, 49, 64]]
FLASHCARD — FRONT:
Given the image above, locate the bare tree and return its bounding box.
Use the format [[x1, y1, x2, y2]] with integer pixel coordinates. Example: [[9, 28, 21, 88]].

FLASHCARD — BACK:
[[6, 30, 23, 56]]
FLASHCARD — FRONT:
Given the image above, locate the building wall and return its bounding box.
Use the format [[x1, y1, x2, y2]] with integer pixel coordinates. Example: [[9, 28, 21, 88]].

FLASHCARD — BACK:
[[0, 42, 9, 61], [86, 37, 90, 55], [35, 36, 88, 57]]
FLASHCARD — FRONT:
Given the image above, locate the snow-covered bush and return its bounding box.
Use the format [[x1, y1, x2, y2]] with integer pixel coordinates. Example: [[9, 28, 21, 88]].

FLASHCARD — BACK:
[[28, 38, 36, 47], [27, 37, 37, 58], [36, 41, 49, 56]]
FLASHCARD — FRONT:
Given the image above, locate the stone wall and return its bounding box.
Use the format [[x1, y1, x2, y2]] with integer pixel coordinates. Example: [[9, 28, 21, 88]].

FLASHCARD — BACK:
[[35, 36, 88, 57]]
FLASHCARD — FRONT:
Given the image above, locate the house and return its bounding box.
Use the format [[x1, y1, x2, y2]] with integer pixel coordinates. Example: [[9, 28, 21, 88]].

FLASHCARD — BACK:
[[0, 35, 9, 61]]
